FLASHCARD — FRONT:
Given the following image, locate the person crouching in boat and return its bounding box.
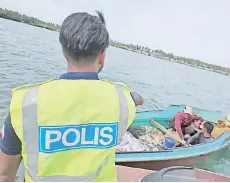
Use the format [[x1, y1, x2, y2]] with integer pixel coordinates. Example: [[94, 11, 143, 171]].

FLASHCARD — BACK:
[[168, 106, 204, 142], [186, 122, 214, 145]]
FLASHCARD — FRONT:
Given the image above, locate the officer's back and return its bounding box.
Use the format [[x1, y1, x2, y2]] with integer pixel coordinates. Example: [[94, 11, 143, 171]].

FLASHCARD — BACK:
[[0, 11, 143, 182]]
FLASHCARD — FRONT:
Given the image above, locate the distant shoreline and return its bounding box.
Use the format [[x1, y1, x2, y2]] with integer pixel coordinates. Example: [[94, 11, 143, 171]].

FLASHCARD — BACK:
[[0, 17, 57, 31], [110, 41, 230, 76], [0, 8, 60, 31], [1, 7, 229, 76]]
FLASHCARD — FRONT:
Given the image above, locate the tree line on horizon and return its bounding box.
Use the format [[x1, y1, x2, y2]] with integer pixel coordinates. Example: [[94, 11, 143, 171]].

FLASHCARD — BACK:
[[110, 40, 230, 75], [0, 7, 60, 31]]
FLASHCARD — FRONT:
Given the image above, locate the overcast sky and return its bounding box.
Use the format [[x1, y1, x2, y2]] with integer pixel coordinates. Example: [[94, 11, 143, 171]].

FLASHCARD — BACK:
[[0, 0, 229, 67]]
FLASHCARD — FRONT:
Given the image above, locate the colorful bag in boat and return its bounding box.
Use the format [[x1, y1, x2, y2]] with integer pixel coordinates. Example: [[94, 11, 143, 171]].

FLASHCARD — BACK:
[[10, 78, 136, 182]]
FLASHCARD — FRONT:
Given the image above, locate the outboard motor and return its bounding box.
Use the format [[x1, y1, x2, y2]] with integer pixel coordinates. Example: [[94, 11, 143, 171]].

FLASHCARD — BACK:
[[141, 166, 205, 182]]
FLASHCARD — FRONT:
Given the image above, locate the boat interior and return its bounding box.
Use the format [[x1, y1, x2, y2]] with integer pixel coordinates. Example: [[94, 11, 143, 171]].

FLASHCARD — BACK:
[[116, 105, 230, 154]]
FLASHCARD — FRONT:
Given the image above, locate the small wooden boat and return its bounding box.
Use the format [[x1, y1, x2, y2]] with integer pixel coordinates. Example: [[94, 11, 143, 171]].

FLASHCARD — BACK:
[[117, 165, 230, 182], [116, 104, 230, 170]]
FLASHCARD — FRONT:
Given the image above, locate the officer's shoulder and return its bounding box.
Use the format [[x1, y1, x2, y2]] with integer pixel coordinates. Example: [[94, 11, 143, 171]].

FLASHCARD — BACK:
[[101, 79, 128, 87], [101, 79, 130, 91], [12, 78, 55, 91]]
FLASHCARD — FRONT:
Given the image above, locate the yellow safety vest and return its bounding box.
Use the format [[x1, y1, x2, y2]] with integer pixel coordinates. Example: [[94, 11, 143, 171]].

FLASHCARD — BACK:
[[10, 78, 136, 182]]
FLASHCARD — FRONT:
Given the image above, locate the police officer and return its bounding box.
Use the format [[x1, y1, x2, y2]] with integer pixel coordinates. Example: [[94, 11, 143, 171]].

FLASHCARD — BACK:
[[0, 12, 143, 182]]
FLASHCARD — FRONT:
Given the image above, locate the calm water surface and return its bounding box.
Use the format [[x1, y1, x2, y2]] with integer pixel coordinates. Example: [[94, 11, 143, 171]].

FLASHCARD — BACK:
[[0, 18, 229, 176]]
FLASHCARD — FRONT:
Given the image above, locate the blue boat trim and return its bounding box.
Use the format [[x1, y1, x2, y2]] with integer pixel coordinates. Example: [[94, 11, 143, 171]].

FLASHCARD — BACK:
[[116, 104, 229, 163]]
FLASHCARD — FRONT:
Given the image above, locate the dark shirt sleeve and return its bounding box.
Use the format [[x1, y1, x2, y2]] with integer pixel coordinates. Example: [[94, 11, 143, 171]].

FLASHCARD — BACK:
[[0, 112, 22, 155], [187, 131, 202, 145]]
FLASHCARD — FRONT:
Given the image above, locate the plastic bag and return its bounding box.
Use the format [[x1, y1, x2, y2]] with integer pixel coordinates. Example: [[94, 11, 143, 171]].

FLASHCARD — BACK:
[[116, 131, 151, 152]]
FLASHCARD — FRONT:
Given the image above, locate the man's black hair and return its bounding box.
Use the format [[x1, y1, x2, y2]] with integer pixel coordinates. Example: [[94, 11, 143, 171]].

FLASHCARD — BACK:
[[59, 11, 109, 64], [203, 122, 214, 134]]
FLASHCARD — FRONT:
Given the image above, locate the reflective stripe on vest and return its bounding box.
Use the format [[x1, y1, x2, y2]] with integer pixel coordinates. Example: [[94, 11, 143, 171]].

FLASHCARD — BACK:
[[22, 85, 129, 182]]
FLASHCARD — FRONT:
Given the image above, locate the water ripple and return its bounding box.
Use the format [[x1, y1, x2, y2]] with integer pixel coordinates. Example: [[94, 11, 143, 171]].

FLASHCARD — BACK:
[[1, 18, 230, 176]]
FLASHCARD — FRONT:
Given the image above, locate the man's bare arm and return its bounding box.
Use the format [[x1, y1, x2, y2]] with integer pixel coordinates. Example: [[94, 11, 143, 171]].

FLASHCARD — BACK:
[[130, 92, 144, 106], [0, 152, 22, 181]]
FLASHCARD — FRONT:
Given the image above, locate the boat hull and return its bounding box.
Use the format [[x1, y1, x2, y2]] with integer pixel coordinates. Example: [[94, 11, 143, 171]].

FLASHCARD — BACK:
[[115, 105, 230, 170], [116, 153, 210, 170]]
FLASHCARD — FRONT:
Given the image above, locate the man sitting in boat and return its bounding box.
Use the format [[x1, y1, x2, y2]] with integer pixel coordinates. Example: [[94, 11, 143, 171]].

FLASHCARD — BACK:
[[186, 122, 214, 145], [168, 106, 204, 140]]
